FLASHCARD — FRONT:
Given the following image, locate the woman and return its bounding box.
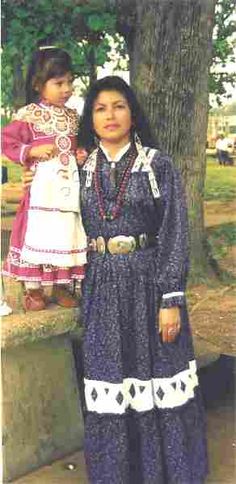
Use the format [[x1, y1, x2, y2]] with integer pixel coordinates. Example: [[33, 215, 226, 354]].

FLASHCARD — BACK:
[[78, 76, 208, 483], [23, 75, 208, 483]]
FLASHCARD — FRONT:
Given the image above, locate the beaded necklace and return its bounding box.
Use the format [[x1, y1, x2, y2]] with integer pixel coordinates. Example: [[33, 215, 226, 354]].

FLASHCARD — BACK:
[[94, 145, 137, 221]]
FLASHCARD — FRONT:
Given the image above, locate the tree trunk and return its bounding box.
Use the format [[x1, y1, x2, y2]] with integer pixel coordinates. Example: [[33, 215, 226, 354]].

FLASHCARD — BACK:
[[12, 62, 25, 109], [114, 0, 217, 280], [88, 44, 97, 87]]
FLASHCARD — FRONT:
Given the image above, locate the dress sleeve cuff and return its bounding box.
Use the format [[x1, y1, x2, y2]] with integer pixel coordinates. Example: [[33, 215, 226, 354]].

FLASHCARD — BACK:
[[20, 144, 31, 164], [161, 291, 185, 308]]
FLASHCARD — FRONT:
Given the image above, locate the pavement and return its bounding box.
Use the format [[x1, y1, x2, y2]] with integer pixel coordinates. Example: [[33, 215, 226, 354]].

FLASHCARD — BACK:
[[11, 356, 236, 484]]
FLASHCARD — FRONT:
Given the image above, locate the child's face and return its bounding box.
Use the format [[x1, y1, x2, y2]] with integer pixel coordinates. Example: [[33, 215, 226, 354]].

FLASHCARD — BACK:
[[40, 72, 73, 107]]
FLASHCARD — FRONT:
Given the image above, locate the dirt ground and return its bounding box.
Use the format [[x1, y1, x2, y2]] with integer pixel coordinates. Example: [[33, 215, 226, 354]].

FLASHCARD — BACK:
[[189, 284, 236, 357], [189, 200, 236, 358], [204, 200, 236, 227]]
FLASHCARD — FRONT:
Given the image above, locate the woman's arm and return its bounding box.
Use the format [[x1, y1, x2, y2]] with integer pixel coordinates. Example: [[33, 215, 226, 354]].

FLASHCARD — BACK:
[[156, 156, 189, 308], [154, 155, 189, 342]]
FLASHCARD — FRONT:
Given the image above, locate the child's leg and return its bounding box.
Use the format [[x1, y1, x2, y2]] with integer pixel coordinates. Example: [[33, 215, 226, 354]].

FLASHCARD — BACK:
[[74, 279, 82, 299], [52, 282, 79, 308], [24, 281, 41, 290], [23, 281, 46, 311]]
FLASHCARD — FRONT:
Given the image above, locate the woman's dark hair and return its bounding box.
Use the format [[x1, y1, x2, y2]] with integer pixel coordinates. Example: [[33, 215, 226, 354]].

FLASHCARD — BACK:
[[78, 76, 156, 150], [25, 48, 73, 104]]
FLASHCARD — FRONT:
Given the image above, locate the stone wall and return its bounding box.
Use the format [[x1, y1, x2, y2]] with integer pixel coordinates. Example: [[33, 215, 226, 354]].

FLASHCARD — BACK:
[[2, 304, 84, 482]]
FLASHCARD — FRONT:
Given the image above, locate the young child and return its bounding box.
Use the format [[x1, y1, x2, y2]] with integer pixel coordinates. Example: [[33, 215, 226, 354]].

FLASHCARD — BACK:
[[2, 47, 87, 311]]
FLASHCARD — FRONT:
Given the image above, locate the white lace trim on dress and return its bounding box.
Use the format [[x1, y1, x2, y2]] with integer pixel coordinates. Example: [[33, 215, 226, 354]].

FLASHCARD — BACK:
[[162, 291, 184, 299], [84, 360, 198, 414]]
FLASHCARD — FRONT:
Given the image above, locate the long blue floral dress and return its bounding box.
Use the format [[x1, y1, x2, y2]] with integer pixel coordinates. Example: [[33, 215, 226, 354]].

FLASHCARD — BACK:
[[80, 143, 208, 484]]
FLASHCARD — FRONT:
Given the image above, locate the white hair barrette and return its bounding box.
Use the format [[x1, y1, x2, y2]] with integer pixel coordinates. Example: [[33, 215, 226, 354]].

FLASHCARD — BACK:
[[39, 45, 57, 51]]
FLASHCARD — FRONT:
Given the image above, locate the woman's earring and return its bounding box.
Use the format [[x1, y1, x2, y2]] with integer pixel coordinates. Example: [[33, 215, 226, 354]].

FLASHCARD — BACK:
[[133, 131, 142, 149]]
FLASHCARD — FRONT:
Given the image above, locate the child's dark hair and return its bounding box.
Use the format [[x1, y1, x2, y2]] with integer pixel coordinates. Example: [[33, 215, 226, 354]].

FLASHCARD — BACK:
[[78, 76, 156, 150], [26, 48, 73, 104]]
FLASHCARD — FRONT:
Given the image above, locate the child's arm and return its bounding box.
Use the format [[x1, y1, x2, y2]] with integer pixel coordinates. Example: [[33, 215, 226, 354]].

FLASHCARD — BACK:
[[21, 148, 86, 189], [2, 120, 57, 164], [28, 144, 57, 161], [2, 120, 32, 165]]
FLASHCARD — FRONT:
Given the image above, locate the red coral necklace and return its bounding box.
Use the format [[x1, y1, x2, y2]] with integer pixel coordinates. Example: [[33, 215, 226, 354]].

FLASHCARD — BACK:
[[94, 146, 136, 221]]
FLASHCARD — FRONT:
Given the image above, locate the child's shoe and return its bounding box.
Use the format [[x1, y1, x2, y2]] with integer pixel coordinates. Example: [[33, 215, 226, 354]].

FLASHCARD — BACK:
[[22, 288, 46, 311], [52, 286, 78, 308]]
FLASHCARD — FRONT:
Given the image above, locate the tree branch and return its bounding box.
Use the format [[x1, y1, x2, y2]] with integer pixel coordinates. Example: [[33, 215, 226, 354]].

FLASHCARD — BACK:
[[105, 0, 136, 42]]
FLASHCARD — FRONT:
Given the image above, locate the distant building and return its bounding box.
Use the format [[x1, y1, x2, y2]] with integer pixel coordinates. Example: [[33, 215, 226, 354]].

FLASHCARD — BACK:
[[207, 103, 236, 148]]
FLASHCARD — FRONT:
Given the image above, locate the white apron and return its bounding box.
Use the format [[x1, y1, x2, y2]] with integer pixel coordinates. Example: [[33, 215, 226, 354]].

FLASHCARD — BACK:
[[21, 155, 87, 267]]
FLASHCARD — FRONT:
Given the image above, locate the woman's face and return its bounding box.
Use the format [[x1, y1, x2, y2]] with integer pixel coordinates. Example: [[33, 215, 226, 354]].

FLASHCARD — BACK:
[[92, 90, 132, 146]]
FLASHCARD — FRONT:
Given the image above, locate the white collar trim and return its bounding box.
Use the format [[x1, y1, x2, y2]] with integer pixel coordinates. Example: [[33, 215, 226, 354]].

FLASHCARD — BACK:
[[99, 142, 131, 162]]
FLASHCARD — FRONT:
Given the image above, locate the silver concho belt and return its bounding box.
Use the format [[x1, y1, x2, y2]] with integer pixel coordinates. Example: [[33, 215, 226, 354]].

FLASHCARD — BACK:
[[88, 233, 157, 255]]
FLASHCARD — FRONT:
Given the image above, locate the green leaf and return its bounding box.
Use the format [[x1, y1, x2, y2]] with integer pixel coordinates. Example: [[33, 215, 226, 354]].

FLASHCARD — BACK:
[[86, 14, 105, 32]]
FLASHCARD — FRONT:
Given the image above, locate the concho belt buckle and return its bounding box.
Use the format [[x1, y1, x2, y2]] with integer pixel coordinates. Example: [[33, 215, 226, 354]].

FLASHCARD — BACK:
[[139, 233, 148, 249], [96, 236, 106, 254], [89, 238, 97, 251], [107, 236, 136, 255]]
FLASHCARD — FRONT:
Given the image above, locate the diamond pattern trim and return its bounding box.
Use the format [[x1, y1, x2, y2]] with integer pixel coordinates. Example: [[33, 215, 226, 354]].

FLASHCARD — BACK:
[[84, 360, 198, 414]]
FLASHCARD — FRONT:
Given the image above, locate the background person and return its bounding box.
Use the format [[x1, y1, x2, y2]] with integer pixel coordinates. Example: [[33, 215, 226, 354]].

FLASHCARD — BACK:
[[215, 134, 224, 165], [216, 134, 233, 166]]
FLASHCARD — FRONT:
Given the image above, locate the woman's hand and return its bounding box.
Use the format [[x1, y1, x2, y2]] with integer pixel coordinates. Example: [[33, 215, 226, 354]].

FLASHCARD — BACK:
[[28, 144, 57, 161], [76, 148, 88, 166], [22, 167, 34, 191], [158, 306, 181, 343]]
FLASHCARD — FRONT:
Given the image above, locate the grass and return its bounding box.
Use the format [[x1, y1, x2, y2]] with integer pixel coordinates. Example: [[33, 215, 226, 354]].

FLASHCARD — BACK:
[[204, 157, 236, 281], [206, 223, 236, 261], [1, 157, 22, 183], [204, 157, 236, 201]]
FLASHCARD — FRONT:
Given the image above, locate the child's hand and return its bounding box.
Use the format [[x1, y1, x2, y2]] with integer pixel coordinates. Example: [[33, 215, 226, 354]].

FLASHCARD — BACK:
[[28, 144, 57, 161], [76, 148, 88, 166]]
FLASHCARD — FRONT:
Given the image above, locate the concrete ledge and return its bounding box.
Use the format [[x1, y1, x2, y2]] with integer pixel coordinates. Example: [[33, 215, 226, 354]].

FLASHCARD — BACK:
[[1, 306, 83, 349], [2, 306, 84, 482], [2, 334, 84, 482]]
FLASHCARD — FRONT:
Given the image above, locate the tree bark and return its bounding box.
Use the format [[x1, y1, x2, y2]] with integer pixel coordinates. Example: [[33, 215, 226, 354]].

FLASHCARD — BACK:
[[88, 45, 97, 86], [12, 62, 25, 110], [113, 0, 217, 279]]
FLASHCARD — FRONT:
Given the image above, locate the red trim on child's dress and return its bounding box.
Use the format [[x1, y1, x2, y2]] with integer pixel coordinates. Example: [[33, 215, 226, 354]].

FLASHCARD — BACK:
[[2, 246, 85, 285], [23, 244, 87, 255], [2, 191, 86, 285]]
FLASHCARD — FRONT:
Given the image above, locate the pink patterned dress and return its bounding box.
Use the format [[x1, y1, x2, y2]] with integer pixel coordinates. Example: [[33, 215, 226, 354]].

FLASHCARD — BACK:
[[2, 102, 87, 285]]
